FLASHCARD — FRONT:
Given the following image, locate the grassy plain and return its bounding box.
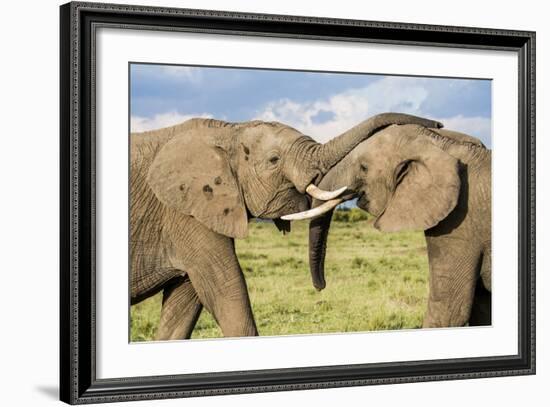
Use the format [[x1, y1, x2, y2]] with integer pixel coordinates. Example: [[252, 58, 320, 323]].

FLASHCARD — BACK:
[[130, 210, 429, 341]]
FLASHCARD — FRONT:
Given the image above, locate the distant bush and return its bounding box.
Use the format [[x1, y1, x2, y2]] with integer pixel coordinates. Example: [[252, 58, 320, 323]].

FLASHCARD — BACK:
[[348, 208, 370, 222], [332, 208, 369, 222]]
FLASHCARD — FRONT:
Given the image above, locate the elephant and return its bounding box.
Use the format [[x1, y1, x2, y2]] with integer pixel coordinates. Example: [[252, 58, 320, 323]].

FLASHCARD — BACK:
[[283, 123, 491, 328], [130, 113, 443, 340]]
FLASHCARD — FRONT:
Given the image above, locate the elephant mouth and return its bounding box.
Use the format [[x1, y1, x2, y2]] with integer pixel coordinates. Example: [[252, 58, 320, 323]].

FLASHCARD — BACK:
[[356, 191, 369, 210], [256, 186, 310, 219], [273, 217, 291, 234], [260, 182, 350, 220]]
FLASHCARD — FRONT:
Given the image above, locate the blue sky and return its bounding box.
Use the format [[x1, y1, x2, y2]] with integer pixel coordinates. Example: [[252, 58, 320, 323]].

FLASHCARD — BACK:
[[130, 64, 492, 147]]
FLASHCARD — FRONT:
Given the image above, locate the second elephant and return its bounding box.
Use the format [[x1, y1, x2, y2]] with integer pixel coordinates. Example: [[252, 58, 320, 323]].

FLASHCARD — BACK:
[[285, 123, 492, 328]]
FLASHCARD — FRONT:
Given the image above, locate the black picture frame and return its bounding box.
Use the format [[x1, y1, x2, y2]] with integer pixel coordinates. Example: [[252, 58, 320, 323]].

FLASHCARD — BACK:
[[60, 1, 536, 404]]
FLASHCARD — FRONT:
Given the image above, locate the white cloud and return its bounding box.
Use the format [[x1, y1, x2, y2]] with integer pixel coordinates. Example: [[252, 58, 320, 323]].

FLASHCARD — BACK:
[[255, 77, 430, 143], [131, 111, 212, 132], [254, 76, 491, 147]]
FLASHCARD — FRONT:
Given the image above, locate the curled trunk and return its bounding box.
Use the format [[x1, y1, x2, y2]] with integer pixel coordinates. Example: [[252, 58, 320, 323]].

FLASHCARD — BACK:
[[289, 113, 442, 192], [314, 113, 442, 174]]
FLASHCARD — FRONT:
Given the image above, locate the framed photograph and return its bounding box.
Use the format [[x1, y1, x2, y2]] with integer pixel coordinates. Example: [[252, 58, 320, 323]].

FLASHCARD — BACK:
[[60, 1, 535, 404]]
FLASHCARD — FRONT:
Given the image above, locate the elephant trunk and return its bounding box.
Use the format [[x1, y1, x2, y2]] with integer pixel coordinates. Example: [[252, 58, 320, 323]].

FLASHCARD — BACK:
[[309, 210, 334, 290], [307, 159, 356, 290], [288, 113, 442, 194]]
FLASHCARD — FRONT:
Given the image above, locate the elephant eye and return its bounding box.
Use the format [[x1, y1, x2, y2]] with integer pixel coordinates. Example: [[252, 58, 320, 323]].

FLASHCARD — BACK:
[[360, 163, 368, 172], [269, 155, 280, 165]]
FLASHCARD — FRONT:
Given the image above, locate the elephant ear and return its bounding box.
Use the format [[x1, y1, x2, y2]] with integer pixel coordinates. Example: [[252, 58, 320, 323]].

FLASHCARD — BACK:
[[147, 126, 248, 239], [375, 132, 461, 232]]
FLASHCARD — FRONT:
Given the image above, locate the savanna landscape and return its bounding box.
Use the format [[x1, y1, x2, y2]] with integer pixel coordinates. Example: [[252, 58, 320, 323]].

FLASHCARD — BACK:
[[131, 208, 430, 341]]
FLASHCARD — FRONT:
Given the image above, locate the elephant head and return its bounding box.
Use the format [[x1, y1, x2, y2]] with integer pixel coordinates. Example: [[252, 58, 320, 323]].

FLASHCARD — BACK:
[[283, 124, 467, 290], [146, 115, 443, 239]]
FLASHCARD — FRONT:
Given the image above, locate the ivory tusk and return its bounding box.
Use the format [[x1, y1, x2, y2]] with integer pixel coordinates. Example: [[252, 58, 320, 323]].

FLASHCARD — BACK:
[[305, 184, 348, 201], [281, 198, 344, 221]]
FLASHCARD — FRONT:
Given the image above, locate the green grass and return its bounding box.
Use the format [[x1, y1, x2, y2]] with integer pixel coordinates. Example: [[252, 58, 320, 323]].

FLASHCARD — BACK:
[[130, 213, 429, 341]]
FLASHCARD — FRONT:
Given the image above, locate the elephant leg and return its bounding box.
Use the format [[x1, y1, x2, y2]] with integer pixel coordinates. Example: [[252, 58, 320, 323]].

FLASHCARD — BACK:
[[468, 279, 491, 326], [187, 262, 258, 337], [167, 218, 258, 337], [155, 274, 203, 340], [187, 259, 258, 337], [469, 250, 491, 326], [423, 237, 482, 328], [480, 243, 492, 291]]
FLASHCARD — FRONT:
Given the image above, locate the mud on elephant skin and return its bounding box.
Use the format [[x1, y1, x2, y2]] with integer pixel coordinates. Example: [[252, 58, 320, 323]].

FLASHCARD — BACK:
[[285, 124, 492, 328], [130, 114, 443, 340]]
